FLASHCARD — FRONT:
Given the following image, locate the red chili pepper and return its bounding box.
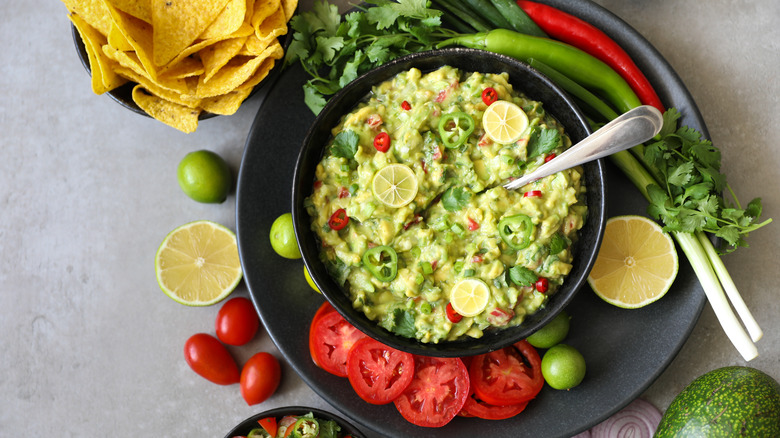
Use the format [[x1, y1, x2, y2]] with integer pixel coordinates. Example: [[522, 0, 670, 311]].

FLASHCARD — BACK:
[[481, 87, 498, 105], [367, 114, 383, 129], [516, 0, 663, 112], [472, 255, 484, 264], [403, 214, 423, 230], [328, 208, 349, 231], [338, 186, 349, 198], [313, 180, 323, 190], [467, 218, 480, 231], [373, 132, 391, 152], [446, 303, 463, 323], [524, 190, 542, 198], [401, 100, 411, 110], [544, 153, 556, 163], [535, 277, 549, 293]]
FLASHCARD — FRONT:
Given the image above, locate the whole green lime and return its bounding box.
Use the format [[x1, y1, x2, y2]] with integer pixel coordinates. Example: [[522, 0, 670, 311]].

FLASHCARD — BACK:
[[527, 311, 570, 349], [541, 344, 586, 390], [304, 265, 321, 293], [177, 150, 232, 203], [270, 213, 301, 259]]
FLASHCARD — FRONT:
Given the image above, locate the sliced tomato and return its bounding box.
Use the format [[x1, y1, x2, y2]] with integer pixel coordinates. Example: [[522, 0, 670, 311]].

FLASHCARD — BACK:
[[393, 356, 470, 428], [469, 340, 543, 406], [308, 301, 337, 367], [346, 337, 415, 405], [309, 310, 368, 377], [461, 388, 529, 420], [257, 417, 278, 436]]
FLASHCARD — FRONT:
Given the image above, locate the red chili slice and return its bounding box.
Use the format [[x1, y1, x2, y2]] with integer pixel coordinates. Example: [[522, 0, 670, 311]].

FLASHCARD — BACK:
[[328, 208, 349, 231], [446, 303, 463, 323], [544, 153, 556, 163], [467, 217, 480, 231], [481, 87, 498, 105], [401, 100, 411, 110], [373, 132, 391, 152], [524, 190, 542, 198]]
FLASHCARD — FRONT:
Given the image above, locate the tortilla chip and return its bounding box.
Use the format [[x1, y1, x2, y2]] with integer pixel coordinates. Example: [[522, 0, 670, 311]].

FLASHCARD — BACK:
[[250, 0, 280, 33], [107, 23, 134, 51], [132, 85, 200, 133], [280, 0, 297, 21], [243, 32, 274, 55], [62, 0, 112, 36], [102, 45, 190, 95], [70, 13, 126, 93], [255, 4, 288, 41], [200, 0, 246, 40], [159, 57, 205, 79], [199, 87, 253, 115], [104, 0, 151, 23], [196, 39, 282, 98], [200, 36, 247, 83], [151, 0, 231, 66], [236, 55, 278, 92], [161, 22, 253, 71], [114, 66, 201, 108], [104, 3, 158, 80]]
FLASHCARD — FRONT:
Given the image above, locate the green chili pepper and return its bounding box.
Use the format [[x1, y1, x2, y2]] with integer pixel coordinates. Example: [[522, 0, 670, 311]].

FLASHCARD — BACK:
[[362, 245, 398, 282], [498, 214, 534, 250], [438, 112, 475, 149], [437, 29, 642, 114], [289, 418, 319, 438]]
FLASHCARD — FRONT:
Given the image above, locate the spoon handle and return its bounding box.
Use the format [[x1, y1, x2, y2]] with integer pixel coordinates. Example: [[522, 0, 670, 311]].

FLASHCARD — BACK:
[[503, 105, 664, 191]]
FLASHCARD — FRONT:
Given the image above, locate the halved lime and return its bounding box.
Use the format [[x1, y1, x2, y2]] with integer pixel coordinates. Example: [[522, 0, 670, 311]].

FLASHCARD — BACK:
[[450, 278, 490, 317], [371, 163, 418, 208], [482, 100, 529, 144]]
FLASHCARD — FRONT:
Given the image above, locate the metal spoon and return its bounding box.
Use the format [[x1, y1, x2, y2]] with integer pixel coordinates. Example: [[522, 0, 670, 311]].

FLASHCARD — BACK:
[[503, 105, 664, 191]]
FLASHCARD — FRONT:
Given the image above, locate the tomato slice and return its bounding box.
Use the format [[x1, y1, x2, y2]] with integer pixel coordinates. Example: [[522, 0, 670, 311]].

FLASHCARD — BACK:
[[393, 356, 470, 428], [461, 388, 529, 420], [257, 417, 278, 436], [309, 310, 368, 377], [308, 301, 337, 367], [346, 337, 415, 405], [469, 340, 543, 406]]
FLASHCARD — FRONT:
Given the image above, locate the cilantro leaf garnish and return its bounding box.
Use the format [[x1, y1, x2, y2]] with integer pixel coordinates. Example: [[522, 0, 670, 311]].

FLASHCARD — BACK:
[[508, 265, 537, 287], [331, 130, 359, 159], [441, 186, 471, 211], [390, 308, 417, 338], [526, 127, 561, 159]]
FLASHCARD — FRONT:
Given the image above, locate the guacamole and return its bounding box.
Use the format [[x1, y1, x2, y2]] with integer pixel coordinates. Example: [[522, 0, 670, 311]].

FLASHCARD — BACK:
[[305, 66, 586, 343]]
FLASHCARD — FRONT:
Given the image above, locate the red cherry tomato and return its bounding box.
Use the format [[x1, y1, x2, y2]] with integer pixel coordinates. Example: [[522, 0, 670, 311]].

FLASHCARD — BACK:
[[393, 356, 470, 427], [215, 297, 260, 346], [309, 310, 368, 377], [469, 340, 544, 406], [373, 132, 391, 152], [481, 87, 498, 105], [535, 277, 549, 293], [346, 337, 415, 405], [240, 352, 281, 406], [183, 333, 240, 385]]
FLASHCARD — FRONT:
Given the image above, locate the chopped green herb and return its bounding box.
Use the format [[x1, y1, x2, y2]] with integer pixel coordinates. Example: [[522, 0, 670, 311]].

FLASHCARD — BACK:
[[391, 308, 417, 338], [508, 265, 537, 286], [526, 127, 561, 159], [331, 130, 359, 159], [442, 186, 471, 211]]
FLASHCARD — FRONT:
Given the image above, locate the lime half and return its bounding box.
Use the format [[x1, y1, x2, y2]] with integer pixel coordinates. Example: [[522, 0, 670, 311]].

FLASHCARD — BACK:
[[371, 163, 418, 208], [450, 278, 490, 317], [482, 100, 529, 144]]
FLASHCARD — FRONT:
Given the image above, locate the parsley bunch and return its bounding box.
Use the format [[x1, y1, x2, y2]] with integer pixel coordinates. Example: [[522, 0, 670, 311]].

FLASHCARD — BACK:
[[640, 109, 770, 253], [284, 0, 457, 114]]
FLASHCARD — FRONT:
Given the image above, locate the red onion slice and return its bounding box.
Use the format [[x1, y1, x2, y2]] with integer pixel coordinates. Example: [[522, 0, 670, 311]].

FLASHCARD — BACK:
[[589, 398, 662, 438]]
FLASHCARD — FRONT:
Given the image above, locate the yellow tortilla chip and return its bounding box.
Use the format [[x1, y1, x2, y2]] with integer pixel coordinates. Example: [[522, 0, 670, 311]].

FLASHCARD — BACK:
[[200, 36, 247, 83], [104, 3, 158, 80], [104, 0, 151, 23], [196, 40, 283, 98], [235, 56, 278, 92], [200, 0, 246, 40], [114, 66, 201, 108], [255, 4, 288, 41], [102, 45, 190, 95], [151, 0, 231, 66], [159, 57, 205, 79], [244, 0, 255, 25], [250, 0, 280, 33], [108, 23, 134, 51], [161, 22, 254, 71], [280, 0, 297, 21], [199, 87, 253, 115], [70, 13, 126, 94], [243, 32, 275, 55], [132, 85, 201, 133], [62, 0, 112, 36]]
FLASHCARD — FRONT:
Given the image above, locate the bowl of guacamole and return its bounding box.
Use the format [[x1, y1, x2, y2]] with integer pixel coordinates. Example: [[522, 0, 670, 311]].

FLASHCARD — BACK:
[[292, 48, 606, 357]]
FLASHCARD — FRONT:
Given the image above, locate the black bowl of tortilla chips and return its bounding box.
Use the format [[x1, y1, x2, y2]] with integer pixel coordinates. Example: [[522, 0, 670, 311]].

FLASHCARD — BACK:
[[67, 0, 297, 132]]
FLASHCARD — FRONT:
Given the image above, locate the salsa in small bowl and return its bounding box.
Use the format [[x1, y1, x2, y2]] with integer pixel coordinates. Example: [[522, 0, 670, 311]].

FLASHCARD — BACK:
[[224, 406, 366, 438], [292, 48, 606, 357]]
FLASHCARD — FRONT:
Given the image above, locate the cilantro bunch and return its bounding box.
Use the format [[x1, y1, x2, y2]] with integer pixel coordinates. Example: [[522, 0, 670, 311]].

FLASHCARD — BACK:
[[284, 0, 457, 114], [640, 109, 770, 253]]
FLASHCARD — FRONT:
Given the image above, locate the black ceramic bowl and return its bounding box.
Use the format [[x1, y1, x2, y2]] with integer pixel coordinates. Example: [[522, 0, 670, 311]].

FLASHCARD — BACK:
[[292, 48, 607, 357], [70, 24, 289, 119], [223, 406, 366, 438]]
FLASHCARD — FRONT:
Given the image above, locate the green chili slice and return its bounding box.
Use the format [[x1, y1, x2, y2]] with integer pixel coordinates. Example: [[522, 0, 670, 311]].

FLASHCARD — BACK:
[[438, 111, 475, 148], [288, 418, 319, 438], [498, 214, 534, 250], [362, 245, 398, 282]]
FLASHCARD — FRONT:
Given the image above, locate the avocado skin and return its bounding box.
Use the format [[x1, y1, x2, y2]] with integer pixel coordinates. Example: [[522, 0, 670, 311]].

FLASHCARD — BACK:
[[654, 366, 780, 437]]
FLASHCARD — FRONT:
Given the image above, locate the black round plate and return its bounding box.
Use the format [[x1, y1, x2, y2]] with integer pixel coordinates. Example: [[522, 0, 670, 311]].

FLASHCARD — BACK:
[[236, 0, 708, 436]]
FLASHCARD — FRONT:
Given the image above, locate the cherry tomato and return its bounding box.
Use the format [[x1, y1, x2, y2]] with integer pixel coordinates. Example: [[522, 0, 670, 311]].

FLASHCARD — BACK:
[[216, 297, 260, 346], [535, 277, 549, 293], [469, 340, 544, 406], [346, 337, 415, 405], [240, 352, 281, 405], [183, 333, 240, 385], [481, 87, 498, 105], [393, 356, 470, 427], [309, 310, 368, 377], [373, 132, 391, 152]]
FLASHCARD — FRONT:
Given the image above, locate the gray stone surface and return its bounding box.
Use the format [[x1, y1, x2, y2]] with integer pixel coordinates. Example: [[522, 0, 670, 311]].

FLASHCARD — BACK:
[[1, 0, 777, 436]]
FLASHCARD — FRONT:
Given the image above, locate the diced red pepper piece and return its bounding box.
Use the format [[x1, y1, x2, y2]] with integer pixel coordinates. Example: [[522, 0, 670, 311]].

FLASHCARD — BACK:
[[524, 190, 542, 198]]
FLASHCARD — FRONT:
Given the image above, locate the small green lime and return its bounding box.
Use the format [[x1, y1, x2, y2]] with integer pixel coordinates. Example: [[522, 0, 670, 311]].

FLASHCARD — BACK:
[[541, 344, 586, 390], [270, 213, 301, 259], [304, 265, 321, 293], [527, 311, 571, 349], [177, 150, 232, 203]]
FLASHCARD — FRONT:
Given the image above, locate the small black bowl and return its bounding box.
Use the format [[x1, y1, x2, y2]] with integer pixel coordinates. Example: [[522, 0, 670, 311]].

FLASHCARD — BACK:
[[70, 24, 290, 119], [223, 406, 366, 438], [292, 48, 607, 357]]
